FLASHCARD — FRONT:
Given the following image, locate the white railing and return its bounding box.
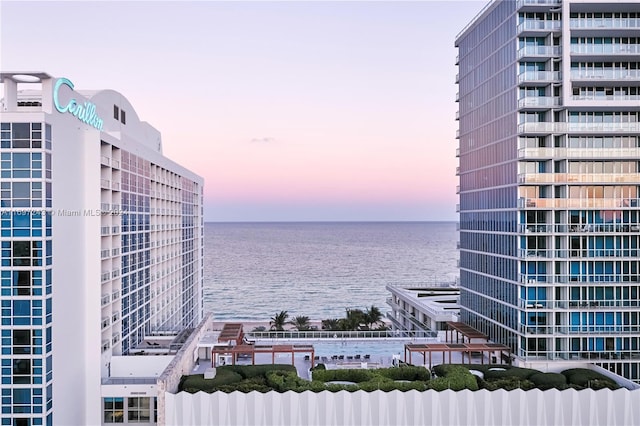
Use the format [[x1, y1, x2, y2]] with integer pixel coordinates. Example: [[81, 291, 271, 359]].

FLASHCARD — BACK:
[[246, 329, 438, 340]]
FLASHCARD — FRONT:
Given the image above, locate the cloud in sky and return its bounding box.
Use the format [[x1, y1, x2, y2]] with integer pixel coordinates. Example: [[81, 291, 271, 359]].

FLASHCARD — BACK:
[[0, 1, 485, 221], [250, 137, 276, 144]]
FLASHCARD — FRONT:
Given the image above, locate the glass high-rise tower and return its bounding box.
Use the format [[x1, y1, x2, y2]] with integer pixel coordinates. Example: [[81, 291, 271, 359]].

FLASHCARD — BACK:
[[456, 0, 640, 382]]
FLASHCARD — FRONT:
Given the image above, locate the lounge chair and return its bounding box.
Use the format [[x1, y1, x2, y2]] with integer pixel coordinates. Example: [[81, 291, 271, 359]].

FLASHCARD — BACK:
[[355, 354, 361, 360], [304, 355, 310, 361], [347, 355, 353, 360], [364, 354, 370, 360], [314, 356, 319, 361], [338, 355, 344, 360]]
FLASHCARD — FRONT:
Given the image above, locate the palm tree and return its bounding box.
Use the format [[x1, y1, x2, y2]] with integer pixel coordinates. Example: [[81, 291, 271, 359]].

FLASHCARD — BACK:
[[364, 305, 383, 329], [290, 315, 311, 331], [343, 308, 365, 331], [269, 310, 289, 331], [321, 318, 341, 331]]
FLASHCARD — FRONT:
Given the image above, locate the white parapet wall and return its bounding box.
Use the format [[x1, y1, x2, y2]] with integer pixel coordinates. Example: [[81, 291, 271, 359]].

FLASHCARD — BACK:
[[156, 313, 214, 425], [165, 388, 640, 426]]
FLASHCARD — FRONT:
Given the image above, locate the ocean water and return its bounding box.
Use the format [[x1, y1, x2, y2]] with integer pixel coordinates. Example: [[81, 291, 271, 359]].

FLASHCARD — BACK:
[[203, 222, 458, 322]]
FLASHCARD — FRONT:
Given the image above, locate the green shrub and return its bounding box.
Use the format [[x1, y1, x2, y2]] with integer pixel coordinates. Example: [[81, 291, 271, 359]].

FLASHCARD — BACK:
[[529, 372, 567, 389], [311, 368, 373, 383], [484, 367, 538, 380], [179, 371, 243, 392], [426, 377, 453, 391], [428, 365, 478, 391], [312, 363, 326, 370], [266, 371, 309, 392], [377, 366, 430, 381], [587, 379, 620, 390], [323, 383, 361, 392], [561, 368, 619, 389], [480, 377, 535, 391], [215, 382, 272, 393], [225, 364, 296, 379]]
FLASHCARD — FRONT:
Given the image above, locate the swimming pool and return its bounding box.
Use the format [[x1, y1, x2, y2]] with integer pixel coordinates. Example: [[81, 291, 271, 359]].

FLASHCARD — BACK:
[[297, 340, 404, 358]]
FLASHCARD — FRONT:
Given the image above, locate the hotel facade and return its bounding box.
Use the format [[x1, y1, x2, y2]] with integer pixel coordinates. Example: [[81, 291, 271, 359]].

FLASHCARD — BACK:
[[456, 0, 640, 382], [0, 72, 204, 425]]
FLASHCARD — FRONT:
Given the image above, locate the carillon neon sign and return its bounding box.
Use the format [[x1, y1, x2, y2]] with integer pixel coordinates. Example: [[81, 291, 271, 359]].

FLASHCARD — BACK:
[[53, 78, 104, 131]]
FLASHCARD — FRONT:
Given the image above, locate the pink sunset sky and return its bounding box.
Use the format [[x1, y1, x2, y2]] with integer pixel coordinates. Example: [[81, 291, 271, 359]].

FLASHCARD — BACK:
[[1, 1, 485, 221]]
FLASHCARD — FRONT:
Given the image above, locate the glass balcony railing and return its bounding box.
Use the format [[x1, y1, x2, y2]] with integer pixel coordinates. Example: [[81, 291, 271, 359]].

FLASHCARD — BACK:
[[558, 248, 640, 258], [561, 172, 640, 183], [518, 298, 640, 310], [517, 122, 556, 133], [519, 172, 640, 184], [518, 122, 640, 133], [517, 45, 561, 58], [518, 96, 561, 108], [567, 122, 640, 132], [518, 197, 640, 209], [519, 273, 640, 284], [556, 325, 640, 334], [563, 147, 640, 159], [520, 350, 640, 361], [571, 44, 640, 55], [518, 70, 561, 83], [570, 18, 640, 30], [518, 223, 554, 233], [572, 94, 640, 102], [571, 69, 640, 80], [519, 248, 553, 258], [517, 20, 561, 32], [517, 147, 555, 158], [517, 172, 556, 183]]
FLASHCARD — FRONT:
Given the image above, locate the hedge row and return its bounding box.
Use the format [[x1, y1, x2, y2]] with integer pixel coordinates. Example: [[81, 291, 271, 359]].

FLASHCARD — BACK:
[[179, 364, 297, 393], [179, 363, 622, 394]]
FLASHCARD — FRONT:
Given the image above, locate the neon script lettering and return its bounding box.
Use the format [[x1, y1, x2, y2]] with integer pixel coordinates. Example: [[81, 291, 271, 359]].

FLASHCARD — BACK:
[[53, 78, 104, 131]]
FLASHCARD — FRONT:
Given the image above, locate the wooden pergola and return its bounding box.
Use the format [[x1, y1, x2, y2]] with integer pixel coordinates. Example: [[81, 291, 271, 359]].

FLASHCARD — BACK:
[[211, 344, 315, 368], [218, 323, 244, 345], [446, 321, 489, 343], [404, 342, 512, 369]]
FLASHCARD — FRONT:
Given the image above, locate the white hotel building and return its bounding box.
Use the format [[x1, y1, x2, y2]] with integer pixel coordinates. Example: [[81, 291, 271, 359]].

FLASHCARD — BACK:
[[0, 72, 204, 425], [456, 0, 640, 382]]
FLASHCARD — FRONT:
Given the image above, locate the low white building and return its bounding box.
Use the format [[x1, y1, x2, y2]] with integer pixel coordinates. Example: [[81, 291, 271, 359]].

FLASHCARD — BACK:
[[386, 281, 460, 336]]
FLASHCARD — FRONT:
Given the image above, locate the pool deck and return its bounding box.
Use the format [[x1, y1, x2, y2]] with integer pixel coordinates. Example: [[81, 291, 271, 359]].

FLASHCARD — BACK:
[[191, 345, 494, 381]]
